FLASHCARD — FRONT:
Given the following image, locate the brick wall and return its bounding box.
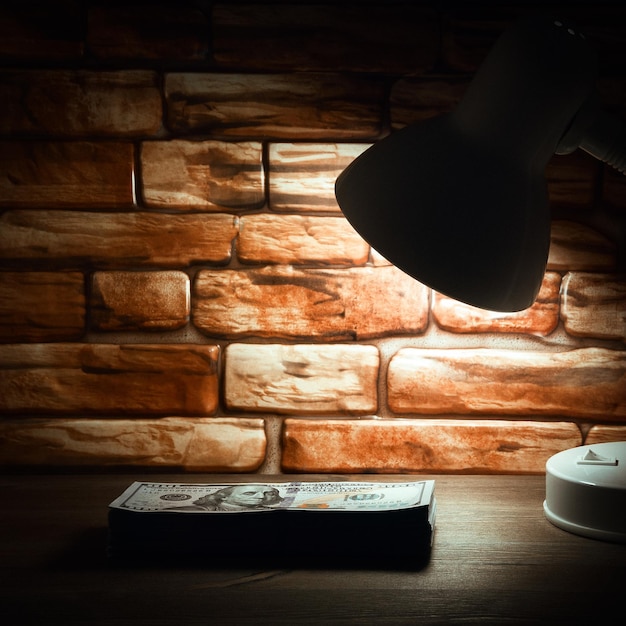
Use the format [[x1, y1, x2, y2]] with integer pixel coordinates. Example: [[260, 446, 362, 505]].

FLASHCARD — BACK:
[[1, 1, 625, 474]]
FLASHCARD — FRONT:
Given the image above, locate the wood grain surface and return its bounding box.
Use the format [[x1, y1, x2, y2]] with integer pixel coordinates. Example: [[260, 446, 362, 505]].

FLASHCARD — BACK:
[[1, 473, 624, 625]]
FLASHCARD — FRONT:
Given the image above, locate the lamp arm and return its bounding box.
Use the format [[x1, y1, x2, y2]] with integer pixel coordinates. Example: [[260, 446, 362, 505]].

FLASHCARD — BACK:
[[557, 93, 626, 174], [579, 109, 626, 174]]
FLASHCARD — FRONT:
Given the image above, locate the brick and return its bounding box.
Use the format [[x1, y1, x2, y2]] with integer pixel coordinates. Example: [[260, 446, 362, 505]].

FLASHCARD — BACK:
[[268, 143, 369, 212], [0, 70, 162, 137], [371, 248, 393, 267], [224, 343, 379, 415], [87, 5, 208, 61], [165, 73, 385, 139], [390, 77, 468, 128], [387, 347, 626, 419], [0, 210, 238, 269], [586, 424, 626, 445], [193, 265, 428, 340], [0, 1, 83, 60], [547, 152, 599, 208], [444, 6, 626, 74], [237, 214, 369, 265], [0, 343, 219, 417], [561, 272, 626, 340], [0, 141, 134, 209], [0, 417, 266, 472], [548, 220, 617, 271], [442, 7, 522, 72], [90, 271, 190, 332], [0, 272, 85, 342], [141, 140, 264, 210], [432, 272, 560, 336], [212, 3, 438, 73], [602, 165, 626, 211], [443, 6, 626, 75], [282, 418, 582, 474]]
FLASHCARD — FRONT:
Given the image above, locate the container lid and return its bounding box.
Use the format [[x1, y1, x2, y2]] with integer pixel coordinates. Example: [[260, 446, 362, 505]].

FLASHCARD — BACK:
[[546, 441, 626, 489], [544, 442, 626, 543]]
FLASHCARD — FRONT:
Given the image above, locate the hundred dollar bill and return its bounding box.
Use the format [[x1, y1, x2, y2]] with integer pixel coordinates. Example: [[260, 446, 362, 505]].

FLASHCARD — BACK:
[[109, 480, 435, 514], [108, 479, 437, 563]]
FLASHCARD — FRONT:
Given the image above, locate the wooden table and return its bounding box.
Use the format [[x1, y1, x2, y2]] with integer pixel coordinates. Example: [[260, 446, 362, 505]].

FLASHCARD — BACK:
[[1, 473, 624, 625]]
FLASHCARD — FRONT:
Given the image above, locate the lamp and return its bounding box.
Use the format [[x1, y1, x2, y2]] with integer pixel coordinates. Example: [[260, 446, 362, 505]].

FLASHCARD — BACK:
[[335, 15, 626, 312]]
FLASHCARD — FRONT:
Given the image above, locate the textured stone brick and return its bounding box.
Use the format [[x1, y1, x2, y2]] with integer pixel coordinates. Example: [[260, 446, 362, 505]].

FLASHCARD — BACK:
[[90, 271, 190, 331], [87, 5, 208, 61], [212, 3, 438, 73], [444, 6, 626, 75], [586, 424, 626, 445], [165, 73, 385, 139], [224, 343, 379, 415], [141, 140, 264, 210], [193, 265, 428, 340], [0, 344, 219, 416], [282, 418, 582, 474], [390, 77, 468, 128], [0, 141, 134, 208], [387, 347, 626, 419], [0, 272, 85, 342], [0, 70, 162, 137], [432, 272, 560, 335], [442, 7, 523, 72], [0, 1, 83, 60], [0, 210, 238, 268], [1, 3, 624, 477], [603, 165, 626, 210], [237, 214, 369, 265], [548, 221, 617, 271], [546, 152, 599, 208], [561, 272, 626, 340], [0, 417, 265, 472], [268, 143, 369, 212]]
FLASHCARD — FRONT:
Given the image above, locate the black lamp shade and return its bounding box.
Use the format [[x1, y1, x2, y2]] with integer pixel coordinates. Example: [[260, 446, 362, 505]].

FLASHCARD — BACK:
[[335, 16, 598, 311]]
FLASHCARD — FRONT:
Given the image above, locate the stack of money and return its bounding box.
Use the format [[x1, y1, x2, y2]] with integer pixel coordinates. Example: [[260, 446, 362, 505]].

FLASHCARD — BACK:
[[108, 479, 436, 566]]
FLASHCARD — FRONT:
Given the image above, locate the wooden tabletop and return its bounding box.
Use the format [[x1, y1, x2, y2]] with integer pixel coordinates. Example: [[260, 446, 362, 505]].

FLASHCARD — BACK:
[[1, 473, 624, 625]]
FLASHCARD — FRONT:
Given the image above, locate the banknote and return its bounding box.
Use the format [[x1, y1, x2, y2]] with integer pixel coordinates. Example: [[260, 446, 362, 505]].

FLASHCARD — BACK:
[[109, 480, 435, 514], [108, 479, 436, 564]]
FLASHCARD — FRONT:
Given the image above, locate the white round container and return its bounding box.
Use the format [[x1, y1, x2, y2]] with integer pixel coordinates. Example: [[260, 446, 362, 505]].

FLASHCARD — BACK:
[[544, 441, 626, 543]]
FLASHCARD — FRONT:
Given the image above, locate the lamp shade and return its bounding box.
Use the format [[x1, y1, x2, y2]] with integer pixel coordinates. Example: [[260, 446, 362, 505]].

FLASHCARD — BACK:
[[335, 16, 598, 311]]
